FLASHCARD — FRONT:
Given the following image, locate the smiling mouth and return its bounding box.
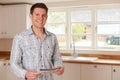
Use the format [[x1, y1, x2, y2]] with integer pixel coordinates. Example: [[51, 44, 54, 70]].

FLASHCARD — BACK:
[[37, 20, 42, 23]]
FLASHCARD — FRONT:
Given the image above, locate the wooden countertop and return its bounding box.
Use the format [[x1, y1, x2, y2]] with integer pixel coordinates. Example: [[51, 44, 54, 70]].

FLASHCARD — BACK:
[[1, 51, 120, 65], [61, 53, 120, 60], [62, 57, 120, 65], [0, 51, 10, 60], [62, 53, 120, 65]]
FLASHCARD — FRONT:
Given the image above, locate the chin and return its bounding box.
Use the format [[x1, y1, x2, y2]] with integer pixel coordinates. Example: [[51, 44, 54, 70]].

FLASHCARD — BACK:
[[37, 26, 44, 29]]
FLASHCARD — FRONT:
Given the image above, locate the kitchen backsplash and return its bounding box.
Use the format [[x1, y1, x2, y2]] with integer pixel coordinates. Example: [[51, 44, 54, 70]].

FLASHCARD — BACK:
[[0, 39, 13, 51]]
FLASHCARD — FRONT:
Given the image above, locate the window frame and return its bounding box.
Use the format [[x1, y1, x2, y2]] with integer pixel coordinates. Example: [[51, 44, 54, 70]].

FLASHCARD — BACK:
[[46, 4, 120, 53]]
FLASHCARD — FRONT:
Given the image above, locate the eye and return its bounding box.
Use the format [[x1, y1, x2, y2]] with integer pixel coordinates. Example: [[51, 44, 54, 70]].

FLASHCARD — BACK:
[[36, 13, 39, 16], [42, 14, 47, 18]]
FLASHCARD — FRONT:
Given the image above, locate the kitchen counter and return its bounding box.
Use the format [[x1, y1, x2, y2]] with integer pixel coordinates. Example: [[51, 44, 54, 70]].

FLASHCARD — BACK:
[[62, 56, 120, 65], [0, 51, 10, 60], [1, 51, 120, 65]]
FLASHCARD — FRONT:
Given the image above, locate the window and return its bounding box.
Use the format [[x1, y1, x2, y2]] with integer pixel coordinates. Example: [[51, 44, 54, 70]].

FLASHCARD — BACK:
[[46, 11, 67, 48], [97, 8, 120, 49], [46, 5, 120, 51], [71, 10, 92, 48]]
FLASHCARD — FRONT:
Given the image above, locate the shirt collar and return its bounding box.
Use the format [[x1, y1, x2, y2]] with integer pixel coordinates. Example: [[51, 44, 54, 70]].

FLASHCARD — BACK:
[[27, 26, 51, 36]]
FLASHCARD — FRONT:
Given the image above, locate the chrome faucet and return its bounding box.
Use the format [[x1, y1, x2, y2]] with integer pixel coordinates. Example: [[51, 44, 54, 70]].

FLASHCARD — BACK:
[[72, 41, 77, 57]]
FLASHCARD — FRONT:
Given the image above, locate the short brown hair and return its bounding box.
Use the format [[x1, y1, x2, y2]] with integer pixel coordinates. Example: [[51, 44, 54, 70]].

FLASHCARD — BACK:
[[30, 3, 48, 14]]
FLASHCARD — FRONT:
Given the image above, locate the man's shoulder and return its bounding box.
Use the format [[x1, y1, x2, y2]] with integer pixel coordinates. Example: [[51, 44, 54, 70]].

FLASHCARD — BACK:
[[14, 29, 30, 39], [46, 30, 56, 36]]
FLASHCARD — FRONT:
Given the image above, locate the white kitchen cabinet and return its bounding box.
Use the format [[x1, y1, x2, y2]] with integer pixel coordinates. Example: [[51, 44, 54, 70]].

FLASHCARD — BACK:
[[112, 66, 120, 80], [0, 60, 21, 80], [81, 64, 112, 80], [0, 4, 31, 38], [63, 63, 80, 80], [0, 5, 3, 37], [0, 61, 6, 80], [6, 60, 21, 80], [53, 74, 63, 80]]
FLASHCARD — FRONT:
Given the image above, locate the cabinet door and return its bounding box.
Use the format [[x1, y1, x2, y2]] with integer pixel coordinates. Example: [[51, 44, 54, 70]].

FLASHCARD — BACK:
[[0, 6, 2, 37], [6, 61, 21, 80], [0, 5, 29, 38], [53, 74, 63, 80], [0, 61, 6, 80], [63, 63, 80, 80], [81, 64, 111, 80], [0, 6, 7, 38], [112, 66, 120, 80], [12, 5, 27, 37], [1, 6, 14, 38]]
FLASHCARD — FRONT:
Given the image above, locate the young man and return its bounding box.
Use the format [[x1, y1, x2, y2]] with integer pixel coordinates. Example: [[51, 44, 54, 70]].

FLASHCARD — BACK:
[[10, 3, 64, 80]]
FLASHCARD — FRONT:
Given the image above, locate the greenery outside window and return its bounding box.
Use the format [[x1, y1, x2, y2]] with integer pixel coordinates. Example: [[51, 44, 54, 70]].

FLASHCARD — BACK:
[[71, 10, 92, 48]]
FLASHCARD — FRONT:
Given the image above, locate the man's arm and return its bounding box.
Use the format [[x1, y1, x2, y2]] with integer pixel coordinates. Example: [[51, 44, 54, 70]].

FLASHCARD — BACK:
[[52, 36, 64, 75], [10, 35, 27, 79]]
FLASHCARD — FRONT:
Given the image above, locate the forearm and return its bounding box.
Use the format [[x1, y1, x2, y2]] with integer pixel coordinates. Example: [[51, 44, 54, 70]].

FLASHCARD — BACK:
[[10, 53, 27, 79], [10, 35, 27, 79]]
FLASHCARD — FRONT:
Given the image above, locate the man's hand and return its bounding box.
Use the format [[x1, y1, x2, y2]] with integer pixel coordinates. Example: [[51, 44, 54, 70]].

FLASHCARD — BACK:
[[53, 66, 64, 75], [25, 71, 41, 80]]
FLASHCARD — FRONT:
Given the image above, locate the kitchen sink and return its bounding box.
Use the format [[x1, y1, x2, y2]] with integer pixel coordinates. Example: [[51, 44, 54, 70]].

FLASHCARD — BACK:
[[62, 56, 98, 61]]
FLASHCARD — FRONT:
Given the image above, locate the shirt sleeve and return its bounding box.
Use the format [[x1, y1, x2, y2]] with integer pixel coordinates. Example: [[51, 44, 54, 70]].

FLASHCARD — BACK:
[[10, 35, 27, 79], [52, 35, 63, 68]]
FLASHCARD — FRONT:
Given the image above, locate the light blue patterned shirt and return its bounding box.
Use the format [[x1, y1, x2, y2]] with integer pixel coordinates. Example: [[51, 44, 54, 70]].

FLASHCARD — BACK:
[[10, 27, 63, 80]]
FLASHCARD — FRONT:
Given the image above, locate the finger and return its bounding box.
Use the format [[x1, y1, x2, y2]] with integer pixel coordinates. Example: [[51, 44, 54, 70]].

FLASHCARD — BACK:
[[27, 77, 36, 80], [54, 67, 64, 75], [26, 71, 40, 79], [30, 71, 40, 75]]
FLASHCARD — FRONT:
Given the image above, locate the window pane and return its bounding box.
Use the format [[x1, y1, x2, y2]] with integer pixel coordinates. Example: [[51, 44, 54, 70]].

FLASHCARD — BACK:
[[97, 35, 120, 47], [72, 23, 92, 34], [57, 35, 67, 48], [72, 35, 92, 47], [71, 10, 91, 22], [97, 35, 108, 47], [97, 24, 120, 34], [107, 36, 120, 45], [46, 11, 67, 48], [71, 9, 92, 48], [97, 8, 120, 49], [98, 9, 120, 21], [47, 12, 66, 23], [46, 24, 66, 34]]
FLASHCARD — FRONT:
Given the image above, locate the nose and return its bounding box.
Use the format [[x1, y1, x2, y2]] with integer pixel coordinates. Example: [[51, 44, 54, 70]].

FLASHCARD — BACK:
[[38, 15, 43, 20]]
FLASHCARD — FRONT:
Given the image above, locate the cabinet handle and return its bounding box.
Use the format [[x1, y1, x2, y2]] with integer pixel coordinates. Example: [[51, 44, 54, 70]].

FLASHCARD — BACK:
[[3, 63, 6, 66], [94, 65, 97, 68], [1, 32, 3, 34], [8, 63, 10, 66], [5, 32, 7, 34], [113, 69, 116, 72]]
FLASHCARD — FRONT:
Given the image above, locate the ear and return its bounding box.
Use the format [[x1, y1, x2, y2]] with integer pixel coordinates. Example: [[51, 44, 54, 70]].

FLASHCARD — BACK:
[[29, 14, 32, 19]]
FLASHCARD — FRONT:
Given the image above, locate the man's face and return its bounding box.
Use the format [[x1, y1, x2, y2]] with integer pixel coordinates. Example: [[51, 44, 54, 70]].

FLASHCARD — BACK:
[[30, 8, 47, 29]]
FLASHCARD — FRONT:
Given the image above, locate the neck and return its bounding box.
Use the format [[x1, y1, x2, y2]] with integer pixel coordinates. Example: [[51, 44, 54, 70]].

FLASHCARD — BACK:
[[32, 26, 45, 40]]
